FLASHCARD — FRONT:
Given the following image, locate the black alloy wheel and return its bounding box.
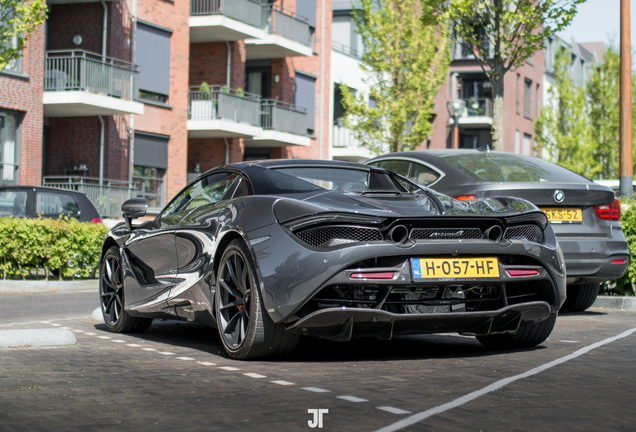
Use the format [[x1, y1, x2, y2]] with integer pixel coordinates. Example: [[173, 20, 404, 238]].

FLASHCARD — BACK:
[[215, 239, 299, 359], [100, 246, 152, 333]]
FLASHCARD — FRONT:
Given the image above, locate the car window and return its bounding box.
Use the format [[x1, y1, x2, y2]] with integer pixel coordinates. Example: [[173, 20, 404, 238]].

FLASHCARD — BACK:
[[0, 191, 27, 217], [410, 163, 441, 186], [377, 160, 410, 178], [162, 172, 237, 222], [440, 153, 589, 183], [36, 192, 80, 217], [273, 167, 370, 192]]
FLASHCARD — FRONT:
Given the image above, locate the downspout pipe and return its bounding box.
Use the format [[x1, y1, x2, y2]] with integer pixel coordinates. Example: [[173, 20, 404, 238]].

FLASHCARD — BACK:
[[129, 0, 137, 188], [318, 0, 325, 159], [225, 41, 231, 89], [101, 0, 108, 61], [98, 115, 105, 186]]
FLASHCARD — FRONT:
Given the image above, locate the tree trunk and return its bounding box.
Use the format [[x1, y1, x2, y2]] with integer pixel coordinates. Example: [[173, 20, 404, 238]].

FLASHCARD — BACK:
[[491, 69, 505, 151]]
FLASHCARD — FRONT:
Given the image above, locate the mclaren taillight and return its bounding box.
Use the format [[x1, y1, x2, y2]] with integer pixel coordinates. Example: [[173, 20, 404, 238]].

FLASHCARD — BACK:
[[350, 272, 395, 280], [593, 199, 621, 221], [92, 218, 103, 224], [507, 269, 539, 277], [453, 194, 478, 201], [612, 259, 627, 264]]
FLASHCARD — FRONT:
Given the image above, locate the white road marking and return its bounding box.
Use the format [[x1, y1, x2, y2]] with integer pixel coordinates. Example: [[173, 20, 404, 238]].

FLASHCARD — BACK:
[[301, 387, 330, 393], [559, 340, 580, 343], [338, 396, 368, 403], [97, 336, 111, 339], [50, 323, 61, 327], [142, 348, 157, 352], [60, 327, 71, 330], [377, 407, 412, 415], [271, 380, 295, 386], [72, 330, 85, 333], [374, 326, 636, 432], [197, 362, 217, 366], [176, 357, 195, 361], [158, 352, 175, 356], [84, 332, 96, 336], [244, 373, 266, 379], [111, 340, 126, 343], [126, 344, 142, 347], [218, 366, 240, 371]]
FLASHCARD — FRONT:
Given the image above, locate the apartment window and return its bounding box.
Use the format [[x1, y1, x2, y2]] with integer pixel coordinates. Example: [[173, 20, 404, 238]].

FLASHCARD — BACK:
[[332, 12, 362, 58], [4, 34, 22, 73], [522, 133, 532, 156], [516, 74, 521, 115], [136, 22, 172, 104], [524, 79, 532, 119], [295, 72, 316, 134], [296, 0, 317, 27], [0, 111, 20, 186], [133, 131, 168, 208], [514, 130, 521, 154]]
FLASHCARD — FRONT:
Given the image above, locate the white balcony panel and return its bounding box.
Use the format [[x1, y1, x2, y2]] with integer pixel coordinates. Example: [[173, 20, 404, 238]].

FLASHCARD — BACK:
[[43, 91, 144, 117], [244, 130, 311, 147], [448, 116, 493, 128], [331, 145, 375, 162], [189, 15, 265, 43], [187, 119, 263, 139], [245, 35, 313, 59]]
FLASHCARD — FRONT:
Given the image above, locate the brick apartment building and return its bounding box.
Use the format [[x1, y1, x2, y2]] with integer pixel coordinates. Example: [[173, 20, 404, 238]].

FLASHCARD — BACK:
[[0, 0, 330, 215]]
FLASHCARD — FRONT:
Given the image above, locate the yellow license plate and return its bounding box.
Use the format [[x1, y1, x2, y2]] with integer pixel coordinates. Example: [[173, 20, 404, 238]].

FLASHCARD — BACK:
[[411, 257, 500, 279], [541, 207, 583, 223]]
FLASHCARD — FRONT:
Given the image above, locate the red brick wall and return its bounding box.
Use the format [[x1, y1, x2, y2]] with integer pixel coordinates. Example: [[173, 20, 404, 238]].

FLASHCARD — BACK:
[[134, 0, 189, 202], [0, 21, 45, 185], [47, 117, 101, 177], [188, 137, 245, 172]]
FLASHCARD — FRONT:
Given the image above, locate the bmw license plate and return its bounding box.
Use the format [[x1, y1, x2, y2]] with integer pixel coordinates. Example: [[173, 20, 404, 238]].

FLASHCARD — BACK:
[[411, 257, 500, 279], [541, 207, 583, 223]]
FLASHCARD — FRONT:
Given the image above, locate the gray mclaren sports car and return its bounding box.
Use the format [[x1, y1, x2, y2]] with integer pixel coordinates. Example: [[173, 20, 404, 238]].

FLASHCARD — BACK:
[[99, 159, 566, 359]]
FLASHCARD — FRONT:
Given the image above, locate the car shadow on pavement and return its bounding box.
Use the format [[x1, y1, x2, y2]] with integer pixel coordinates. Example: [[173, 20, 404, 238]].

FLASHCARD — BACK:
[[558, 310, 607, 317], [92, 320, 544, 363]]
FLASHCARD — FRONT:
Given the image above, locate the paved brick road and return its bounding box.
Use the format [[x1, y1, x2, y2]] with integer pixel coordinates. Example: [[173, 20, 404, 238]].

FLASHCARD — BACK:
[[1, 291, 635, 431]]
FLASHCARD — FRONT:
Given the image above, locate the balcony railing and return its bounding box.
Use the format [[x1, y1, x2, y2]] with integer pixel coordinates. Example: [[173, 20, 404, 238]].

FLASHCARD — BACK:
[[453, 40, 493, 60], [42, 176, 137, 218], [260, 100, 307, 136], [463, 98, 493, 117], [262, 5, 311, 47], [189, 86, 261, 126], [44, 50, 139, 101], [332, 41, 362, 59], [332, 124, 361, 148], [190, 0, 262, 28]]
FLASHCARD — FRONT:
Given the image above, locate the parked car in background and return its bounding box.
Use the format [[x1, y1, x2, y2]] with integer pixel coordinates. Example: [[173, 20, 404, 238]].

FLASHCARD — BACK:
[[99, 160, 565, 359], [365, 150, 629, 312], [0, 186, 102, 223]]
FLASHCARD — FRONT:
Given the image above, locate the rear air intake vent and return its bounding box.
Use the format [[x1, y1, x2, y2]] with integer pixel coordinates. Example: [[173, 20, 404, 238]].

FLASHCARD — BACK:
[[295, 226, 383, 248], [410, 228, 482, 241], [504, 225, 544, 244]]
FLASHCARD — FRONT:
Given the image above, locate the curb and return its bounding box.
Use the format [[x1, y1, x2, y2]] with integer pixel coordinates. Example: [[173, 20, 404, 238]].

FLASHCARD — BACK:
[[0, 279, 98, 294], [591, 296, 636, 311], [0, 328, 77, 348]]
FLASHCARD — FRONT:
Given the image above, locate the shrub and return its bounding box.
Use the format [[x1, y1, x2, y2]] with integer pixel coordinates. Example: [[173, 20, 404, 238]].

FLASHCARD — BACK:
[[0, 217, 109, 280], [601, 197, 636, 296]]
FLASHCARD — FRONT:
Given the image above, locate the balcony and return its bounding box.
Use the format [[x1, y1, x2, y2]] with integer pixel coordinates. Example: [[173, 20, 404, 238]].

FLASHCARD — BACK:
[[43, 50, 144, 117], [42, 176, 137, 218], [452, 40, 494, 61], [190, 0, 264, 42], [187, 86, 263, 138], [244, 100, 311, 147], [331, 124, 378, 162], [448, 98, 493, 128], [244, 5, 313, 59]]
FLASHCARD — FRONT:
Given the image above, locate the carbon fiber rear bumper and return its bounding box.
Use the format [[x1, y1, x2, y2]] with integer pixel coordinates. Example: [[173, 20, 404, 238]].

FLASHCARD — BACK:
[[286, 301, 551, 341]]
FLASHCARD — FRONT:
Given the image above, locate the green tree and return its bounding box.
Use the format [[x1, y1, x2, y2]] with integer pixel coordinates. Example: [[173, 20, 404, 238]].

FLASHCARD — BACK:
[[534, 47, 597, 176], [340, 0, 450, 154], [0, 0, 47, 71], [444, 0, 585, 150]]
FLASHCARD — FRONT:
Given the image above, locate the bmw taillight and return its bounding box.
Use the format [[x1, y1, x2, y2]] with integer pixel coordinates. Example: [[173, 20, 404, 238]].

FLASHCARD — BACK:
[[92, 218, 103, 224], [593, 199, 621, 221], [453, 194, 478, 201]]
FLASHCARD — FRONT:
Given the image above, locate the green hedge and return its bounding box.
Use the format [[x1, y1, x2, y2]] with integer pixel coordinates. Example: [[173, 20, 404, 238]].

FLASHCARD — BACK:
[[0, 217, 109, 280], [602, 198, 636, 296]]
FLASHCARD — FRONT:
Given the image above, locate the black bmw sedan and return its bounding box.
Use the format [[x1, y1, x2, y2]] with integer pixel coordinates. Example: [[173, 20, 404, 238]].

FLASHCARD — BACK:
[[365, 150, 629, 312], [100, 159, 565, 359]]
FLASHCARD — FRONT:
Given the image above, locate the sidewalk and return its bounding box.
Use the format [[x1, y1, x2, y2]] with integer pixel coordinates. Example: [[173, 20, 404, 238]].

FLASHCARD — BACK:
[[591, 296, 636, 311], [0, 279, 98, 294]]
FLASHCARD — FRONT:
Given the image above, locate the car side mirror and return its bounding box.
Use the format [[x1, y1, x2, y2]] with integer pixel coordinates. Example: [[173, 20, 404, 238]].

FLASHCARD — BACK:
[[122, 198, 147, 230]]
